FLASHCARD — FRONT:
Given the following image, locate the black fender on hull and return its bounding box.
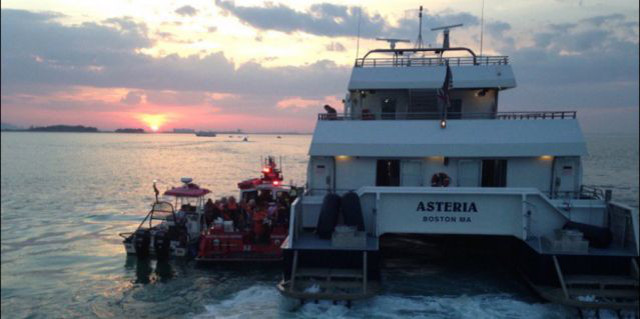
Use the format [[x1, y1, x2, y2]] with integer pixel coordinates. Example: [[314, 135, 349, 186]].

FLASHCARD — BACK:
[[341, 192, 365, 231], [316, 194, 341, 239]]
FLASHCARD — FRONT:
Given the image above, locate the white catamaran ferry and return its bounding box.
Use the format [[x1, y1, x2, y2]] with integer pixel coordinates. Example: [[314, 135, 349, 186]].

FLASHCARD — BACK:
[[277, 22, 639, 312]]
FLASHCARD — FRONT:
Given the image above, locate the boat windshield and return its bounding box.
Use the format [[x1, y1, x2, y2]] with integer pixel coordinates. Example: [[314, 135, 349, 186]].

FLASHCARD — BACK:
[[174, 196, 203, 210], [150, 201, 175, 221]]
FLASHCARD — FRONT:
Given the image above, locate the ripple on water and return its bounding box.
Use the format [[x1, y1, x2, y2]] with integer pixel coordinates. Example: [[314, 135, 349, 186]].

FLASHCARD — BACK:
[[1, 132, 636, 319]]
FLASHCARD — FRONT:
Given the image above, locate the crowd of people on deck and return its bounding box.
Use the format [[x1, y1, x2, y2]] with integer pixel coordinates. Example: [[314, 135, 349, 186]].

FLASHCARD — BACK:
[[202, 190, 292, 242]]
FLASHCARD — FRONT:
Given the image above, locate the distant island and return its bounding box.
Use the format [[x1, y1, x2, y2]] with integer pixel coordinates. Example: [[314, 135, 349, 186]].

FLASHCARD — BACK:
[[0, 122, 22, 131], [115, 128, 145, 133], [28, 125, 98, 132]]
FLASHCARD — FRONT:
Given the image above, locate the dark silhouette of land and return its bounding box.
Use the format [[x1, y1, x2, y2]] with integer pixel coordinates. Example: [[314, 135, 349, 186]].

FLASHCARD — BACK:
[[115, 128, 145, 133], [28, 125, 98, 132]]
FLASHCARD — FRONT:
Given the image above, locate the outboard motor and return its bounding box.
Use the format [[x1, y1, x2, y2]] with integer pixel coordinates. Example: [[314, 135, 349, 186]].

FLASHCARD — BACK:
[[133, 229, 151, 258], [154, 230, 171, 260], [317, 193, 341, 239]]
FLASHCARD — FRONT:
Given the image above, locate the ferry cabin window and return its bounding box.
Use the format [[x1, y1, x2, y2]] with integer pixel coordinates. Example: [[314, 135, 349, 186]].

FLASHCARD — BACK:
[[481, 159, 507, 187], [381, 98, 396, 119], [408, 89, 438, 119], [376, 160, 400, 186]]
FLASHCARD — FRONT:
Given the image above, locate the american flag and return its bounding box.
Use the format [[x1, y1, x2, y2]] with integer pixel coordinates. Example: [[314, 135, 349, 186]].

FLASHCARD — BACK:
[[437, 61, 453, 110]]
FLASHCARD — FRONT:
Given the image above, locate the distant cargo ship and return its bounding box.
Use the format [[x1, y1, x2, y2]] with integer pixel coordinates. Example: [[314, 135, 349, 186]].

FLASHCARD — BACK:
[[195, 131, 217, 137], [173, 128, 195, 134]]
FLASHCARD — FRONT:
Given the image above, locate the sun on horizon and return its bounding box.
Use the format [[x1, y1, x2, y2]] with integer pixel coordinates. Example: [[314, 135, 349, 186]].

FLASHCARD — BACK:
[[138, 114, 167, 133]]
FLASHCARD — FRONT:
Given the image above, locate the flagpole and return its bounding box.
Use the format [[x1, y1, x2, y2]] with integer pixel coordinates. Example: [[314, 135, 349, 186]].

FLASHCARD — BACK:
[[444, 61, 448, 124]]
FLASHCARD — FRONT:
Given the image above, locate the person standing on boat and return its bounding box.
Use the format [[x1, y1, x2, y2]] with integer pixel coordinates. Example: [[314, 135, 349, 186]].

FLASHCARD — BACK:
[[324, 104, 337, 120], [213, 200, 223, 220], [264, 202, 277, 240], [276, 193, 289, 225], [204, 198, 215, 228], [219, 197, 230, 220], [253, 203, 268, 243], [267, 202, 277, 220], [227, 196, 243, 230], [244, 199, 256, 230]]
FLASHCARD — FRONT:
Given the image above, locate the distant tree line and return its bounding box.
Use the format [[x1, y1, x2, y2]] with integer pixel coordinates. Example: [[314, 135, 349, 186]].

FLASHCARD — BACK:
[[28, 125, 98, 132]]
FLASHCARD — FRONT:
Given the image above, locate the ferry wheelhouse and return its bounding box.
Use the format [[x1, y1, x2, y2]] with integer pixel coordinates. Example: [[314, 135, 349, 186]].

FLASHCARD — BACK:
[[278, 29, 639, 310]]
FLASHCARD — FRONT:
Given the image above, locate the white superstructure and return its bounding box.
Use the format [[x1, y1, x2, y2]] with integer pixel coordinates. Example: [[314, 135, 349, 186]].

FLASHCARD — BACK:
[[294, 46, 636, 244]]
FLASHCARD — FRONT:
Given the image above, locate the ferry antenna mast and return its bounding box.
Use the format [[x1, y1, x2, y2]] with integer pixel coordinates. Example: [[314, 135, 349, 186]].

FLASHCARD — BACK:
[[415, 6, 424, 49], [431, 23, 463, 49]]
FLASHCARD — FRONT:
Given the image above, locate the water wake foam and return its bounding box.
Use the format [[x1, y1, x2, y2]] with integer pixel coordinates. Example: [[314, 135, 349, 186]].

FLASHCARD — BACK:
[[194, 285, 575, 319]]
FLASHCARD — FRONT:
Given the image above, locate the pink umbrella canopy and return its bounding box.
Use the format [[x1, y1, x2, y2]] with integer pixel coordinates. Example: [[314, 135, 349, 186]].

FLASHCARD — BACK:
[[164, 183, 211, 197]]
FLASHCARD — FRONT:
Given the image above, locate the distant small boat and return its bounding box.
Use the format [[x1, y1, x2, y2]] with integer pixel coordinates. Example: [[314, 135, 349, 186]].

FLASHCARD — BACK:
[[277, 136, 282, 139], [195, 131, 216, 137], [243, 136, 249, 142]]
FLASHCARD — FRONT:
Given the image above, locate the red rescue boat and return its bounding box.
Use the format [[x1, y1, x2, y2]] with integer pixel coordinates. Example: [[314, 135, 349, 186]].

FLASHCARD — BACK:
[[196, 156, 299, 262]]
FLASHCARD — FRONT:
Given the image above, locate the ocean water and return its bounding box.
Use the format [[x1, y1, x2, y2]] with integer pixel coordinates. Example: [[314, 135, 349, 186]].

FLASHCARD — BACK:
[[1, 132, 637, 319]]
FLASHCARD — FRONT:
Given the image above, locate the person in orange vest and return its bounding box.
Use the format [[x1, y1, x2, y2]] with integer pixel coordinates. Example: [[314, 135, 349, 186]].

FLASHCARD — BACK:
[[253, 203, 268, 243]]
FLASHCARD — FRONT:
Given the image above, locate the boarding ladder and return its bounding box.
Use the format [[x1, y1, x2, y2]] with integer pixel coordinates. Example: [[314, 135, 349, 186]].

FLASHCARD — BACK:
[[552, 256, 639, 317], [287, 250, 370, 306]]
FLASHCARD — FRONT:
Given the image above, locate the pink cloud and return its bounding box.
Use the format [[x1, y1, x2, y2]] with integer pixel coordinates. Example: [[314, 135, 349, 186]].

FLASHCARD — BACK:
[[276, 95, 342, 110]]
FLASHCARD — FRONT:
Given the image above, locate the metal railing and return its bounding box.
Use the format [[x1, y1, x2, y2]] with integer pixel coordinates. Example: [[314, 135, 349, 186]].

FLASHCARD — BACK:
[[355, 56, 509, 68], [546, 185, 606, 200], [318, 111, 577, 121]]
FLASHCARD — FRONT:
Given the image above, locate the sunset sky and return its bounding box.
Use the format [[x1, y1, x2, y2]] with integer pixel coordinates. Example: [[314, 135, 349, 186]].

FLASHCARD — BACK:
[[1, 0, 638, 133]]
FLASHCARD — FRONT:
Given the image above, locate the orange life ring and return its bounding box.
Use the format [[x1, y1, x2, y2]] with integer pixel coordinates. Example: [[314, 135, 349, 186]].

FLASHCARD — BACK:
[[431, 172, 451, 187]]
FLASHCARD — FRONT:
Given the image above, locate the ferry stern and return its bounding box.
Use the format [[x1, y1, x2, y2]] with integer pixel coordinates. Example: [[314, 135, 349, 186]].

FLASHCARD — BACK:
[[278, 27, 639, 312]]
